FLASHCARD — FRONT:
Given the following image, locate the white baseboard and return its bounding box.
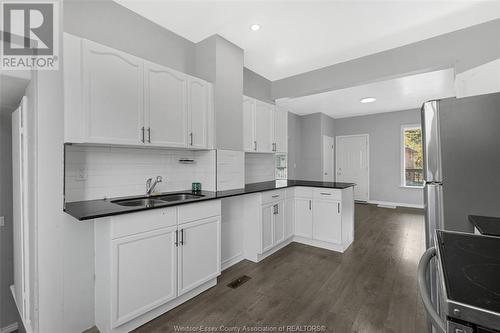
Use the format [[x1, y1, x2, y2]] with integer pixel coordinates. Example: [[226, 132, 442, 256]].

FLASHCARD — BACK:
[[368, 200, 424, 209], [0, 322, 18, 333], [221, 254, 244, 271]]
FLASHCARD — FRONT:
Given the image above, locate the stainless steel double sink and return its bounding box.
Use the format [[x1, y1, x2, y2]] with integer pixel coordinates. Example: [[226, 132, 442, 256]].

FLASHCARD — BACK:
[[112, 193, 205, 208]]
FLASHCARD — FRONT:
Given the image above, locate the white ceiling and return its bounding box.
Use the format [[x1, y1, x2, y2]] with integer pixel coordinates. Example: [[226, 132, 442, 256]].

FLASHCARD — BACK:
[[115, 0, 500, 80], [276, 69, 455, 118]]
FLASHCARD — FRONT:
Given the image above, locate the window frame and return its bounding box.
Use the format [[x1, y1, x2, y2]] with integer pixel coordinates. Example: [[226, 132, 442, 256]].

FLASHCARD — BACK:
[[400, 124, 424, 189]]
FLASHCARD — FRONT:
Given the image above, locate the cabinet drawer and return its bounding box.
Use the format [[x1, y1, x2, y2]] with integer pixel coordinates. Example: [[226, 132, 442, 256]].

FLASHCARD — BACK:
[[293, 187, 313, 198], [111, 208, 177, 239], [313, 188, 341, 201], [261, 190, 285, 204], [178, 200, 221, 225]]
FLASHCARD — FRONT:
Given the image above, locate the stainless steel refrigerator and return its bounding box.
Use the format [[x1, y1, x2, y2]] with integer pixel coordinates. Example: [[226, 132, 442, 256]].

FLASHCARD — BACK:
[[421, 92, 500, 332]]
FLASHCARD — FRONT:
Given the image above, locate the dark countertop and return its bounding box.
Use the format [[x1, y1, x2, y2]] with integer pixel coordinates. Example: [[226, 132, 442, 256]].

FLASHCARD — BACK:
[[64, 180, 355, 221], [469, 215, 500, 237]]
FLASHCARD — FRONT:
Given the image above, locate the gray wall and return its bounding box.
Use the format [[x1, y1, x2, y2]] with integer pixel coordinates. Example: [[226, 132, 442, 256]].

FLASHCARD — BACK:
[[195, 35, 244, 150], [287, 113, 302, 179], [334, 109, 424, 206], [243, 68, 274, 104], [64, 0, 196, 75], [272, 19, 500, 99], [0, 111, 19, 329], [288, 112, 336, 181]]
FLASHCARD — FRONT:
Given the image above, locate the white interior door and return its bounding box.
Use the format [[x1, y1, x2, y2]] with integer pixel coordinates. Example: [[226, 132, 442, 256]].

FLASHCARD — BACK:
[[336, 135, 369, 201], [323, 135, 334, 182]]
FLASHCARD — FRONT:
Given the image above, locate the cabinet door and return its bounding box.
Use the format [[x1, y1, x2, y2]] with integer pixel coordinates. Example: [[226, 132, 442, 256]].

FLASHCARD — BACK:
[[273, 201, 285, 245], [178, 217, 221, 296], [313, 200, 342, 244], [82, 40, 143, 145], [188, 78, 210, 148], [261, 204, 274, 253], [144, 61, 188, 147], [284, 198, 295, 239], [255, 101, 274, 152], [275, 108, 288, 153], [243, 96, 256, 152], [295, 198, 313, 238], [111, 226, 177, 327]]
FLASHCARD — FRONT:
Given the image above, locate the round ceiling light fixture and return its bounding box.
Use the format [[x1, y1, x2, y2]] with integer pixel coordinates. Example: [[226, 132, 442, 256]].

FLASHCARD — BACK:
[[360, 97, 376, 103], [250, 24, 261, 31]]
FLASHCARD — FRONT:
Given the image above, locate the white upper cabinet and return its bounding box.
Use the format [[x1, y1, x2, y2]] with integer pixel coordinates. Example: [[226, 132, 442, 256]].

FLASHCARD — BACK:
[[243, 96, 256, 152], [64, 33, 213, 149], [255, 100, 275, 153], [144, 61, 188, 147], [242, 96, 277, 153], [82, 39, 144, 145], [188, 77, 212, 149], [274, 107, 288, 153]]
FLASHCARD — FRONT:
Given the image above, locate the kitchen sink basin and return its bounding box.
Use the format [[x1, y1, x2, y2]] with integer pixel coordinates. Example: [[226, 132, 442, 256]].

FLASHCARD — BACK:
[[156, 193, 205, 202], [112, 198, 165, 207]]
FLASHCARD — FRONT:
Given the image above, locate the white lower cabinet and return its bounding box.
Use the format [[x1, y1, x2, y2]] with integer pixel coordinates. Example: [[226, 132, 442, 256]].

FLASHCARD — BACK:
[[261, 204, 275, 253], [273, 201, 285, 245], [95, 201, 221, 333], [294, 197, 313, 238], [312, 200, 342, 244], [178, 216, 221, 296], [112, 226, 178, 327], [293, 187, 354, 252]]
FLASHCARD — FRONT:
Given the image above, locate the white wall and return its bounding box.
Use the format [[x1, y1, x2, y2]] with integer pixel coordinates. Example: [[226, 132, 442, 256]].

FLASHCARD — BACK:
[[334, 109, 424, 207], [244, 153, 275, 184], [65, 146, 216, 202], [0, 111, 20, 330]]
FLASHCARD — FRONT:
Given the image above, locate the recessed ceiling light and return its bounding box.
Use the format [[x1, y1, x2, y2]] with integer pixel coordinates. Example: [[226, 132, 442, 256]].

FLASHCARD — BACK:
[[250, 24, 260, 31], [360, 97, 376, 103]]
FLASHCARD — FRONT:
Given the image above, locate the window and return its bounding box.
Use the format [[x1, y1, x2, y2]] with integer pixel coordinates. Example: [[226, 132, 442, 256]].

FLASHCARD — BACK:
[[401, 125, 424, 188]]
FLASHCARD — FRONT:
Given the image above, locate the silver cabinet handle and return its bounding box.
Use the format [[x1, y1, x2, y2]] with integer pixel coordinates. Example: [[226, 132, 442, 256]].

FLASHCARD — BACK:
[[337, 202, 340, 213], [141, 126, 145, 143], [417, 247, 446, 333], [309, 200, 312, 210], [272, 195, 279, 198], [175, 230, 179, 247], [254, 141, 257, 151], [320, 192, 331, 195], [276, 204, 279, 214], [190, 133, 193, 146], [147, 127, 151, 143], [180, 229, 185, 245]]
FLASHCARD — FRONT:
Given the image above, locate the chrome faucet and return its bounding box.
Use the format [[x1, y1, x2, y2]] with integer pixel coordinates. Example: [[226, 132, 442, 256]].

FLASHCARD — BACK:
[[146, 176, 162, 196]]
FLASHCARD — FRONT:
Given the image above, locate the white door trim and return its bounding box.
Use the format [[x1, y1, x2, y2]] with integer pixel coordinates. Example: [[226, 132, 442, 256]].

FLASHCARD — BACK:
[[335, 134, 370, 202]]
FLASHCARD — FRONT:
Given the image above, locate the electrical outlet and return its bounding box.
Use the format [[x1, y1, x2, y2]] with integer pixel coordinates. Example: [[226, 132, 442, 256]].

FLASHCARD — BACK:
[[76, 166, 88, 181], [0, 216, 4, 227]]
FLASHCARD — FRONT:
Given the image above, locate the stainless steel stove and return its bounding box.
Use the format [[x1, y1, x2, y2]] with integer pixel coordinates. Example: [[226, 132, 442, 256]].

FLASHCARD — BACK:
[[418, 230, 500, 333]]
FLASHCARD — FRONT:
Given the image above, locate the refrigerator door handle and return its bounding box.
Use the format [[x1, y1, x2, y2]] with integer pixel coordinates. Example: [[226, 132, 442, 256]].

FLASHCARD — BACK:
[[418, 247, 446, 333], [421, 101, 443, 182]]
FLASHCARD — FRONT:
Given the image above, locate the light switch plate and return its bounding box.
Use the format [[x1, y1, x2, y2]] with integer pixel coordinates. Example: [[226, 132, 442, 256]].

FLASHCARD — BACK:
[[0, 216, 4, 227]]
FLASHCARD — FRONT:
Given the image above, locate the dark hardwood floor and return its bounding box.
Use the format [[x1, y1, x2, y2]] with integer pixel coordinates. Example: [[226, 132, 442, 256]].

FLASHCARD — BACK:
[[135, 204, 427, 333]]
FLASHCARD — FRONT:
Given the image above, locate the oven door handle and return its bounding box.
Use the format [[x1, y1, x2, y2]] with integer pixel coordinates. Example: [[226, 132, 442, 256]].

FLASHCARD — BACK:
[[418, 247, 446, 333]]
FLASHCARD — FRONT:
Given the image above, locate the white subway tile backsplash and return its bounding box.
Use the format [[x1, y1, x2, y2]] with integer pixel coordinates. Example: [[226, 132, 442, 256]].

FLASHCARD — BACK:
[[245, 153, 275, 184], [217, 150, 244, 191], [65, 146, 216, 202]]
